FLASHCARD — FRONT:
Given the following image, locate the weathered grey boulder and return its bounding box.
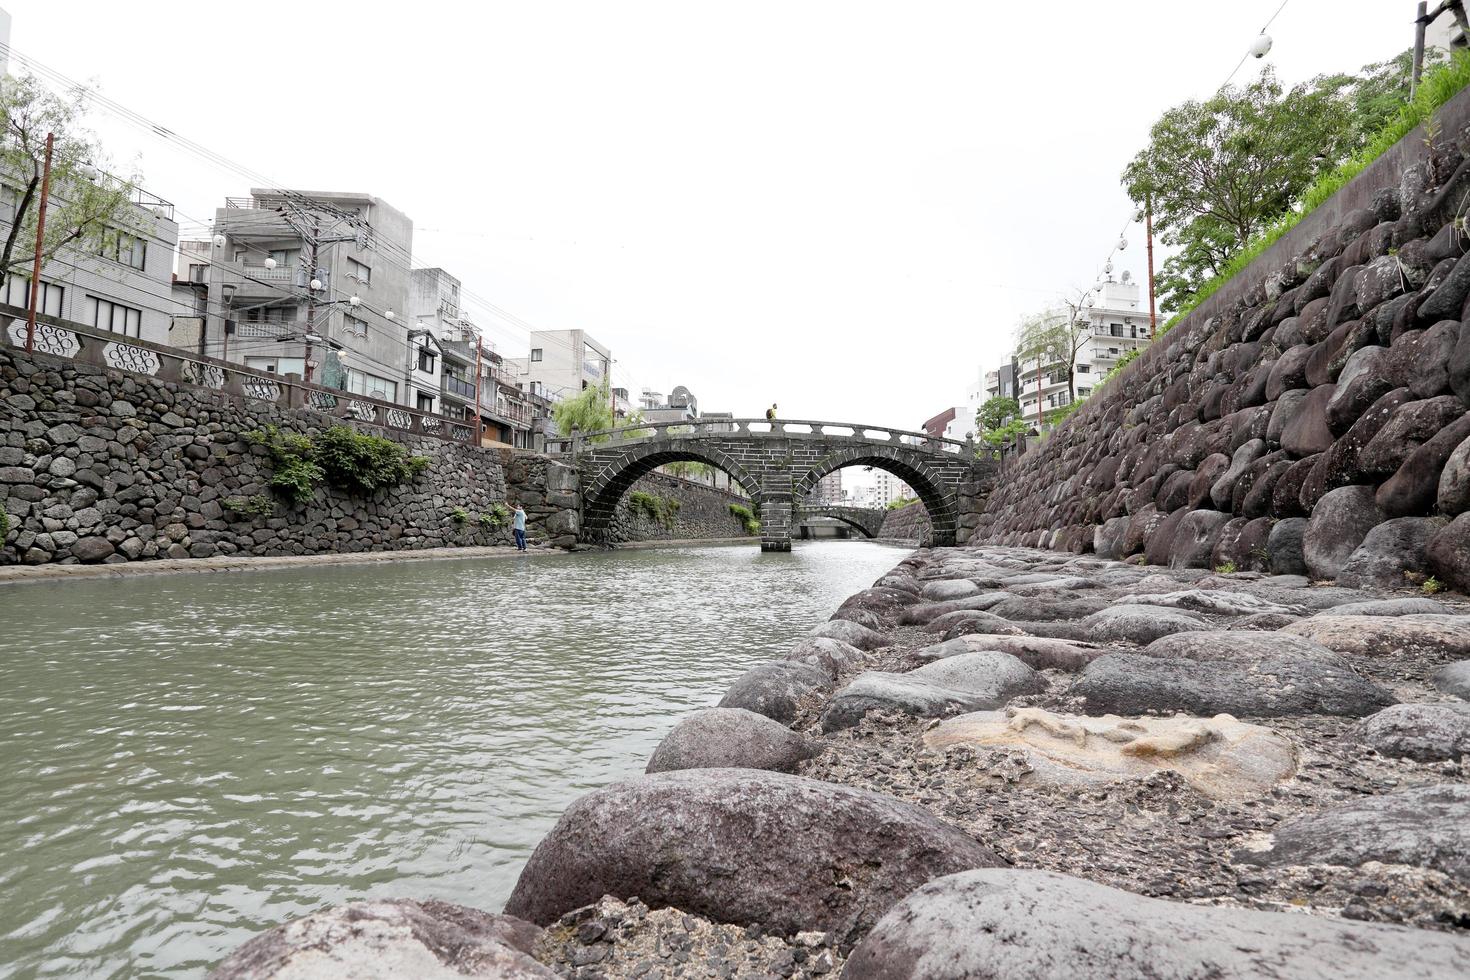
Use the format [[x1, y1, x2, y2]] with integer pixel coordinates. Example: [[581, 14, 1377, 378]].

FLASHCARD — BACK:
[[821, 652, 1043, 732], [1319, 597, 1451, 616], [1071, 651, 1395, 718], [1352, 703, 1470, 761], [645, 708, 820, 774], [1111, 588, 1308, 617], [898, 592, 1008, 625], [1377, 413, 1470, 516], [925, 608, 1021, 636], [1092, 515, 1131, 560], [781, 636, 866, 679], [1281, 383, 1337, 456], [1282, 614, 1470, 658], [909, 634, 1105, 672], [207, 899, 550, 980], [1326, 345, 1400, 432], [920, 578, 980, 601], [1168, 510, 1233, 569], [1267, 517, 1309, 574], [717, 661, 831, 724], [1427, 513, 1470, 592], [1075, 603, 1210, 645], [1235, 784, 1470, 884], [1434, 659, 1470, 698], [1210, 440, 1266, 511], [1336, 516, 1444, 588], [844, 869, 1470, 980], [502, 769, 1003, 944], [809, 618, 889, 650], [1439, 431, 1470, 515], [1141, 629, 1343, 664], [1303, 485, 1385, 579], [1357, 395, 1465, 475]]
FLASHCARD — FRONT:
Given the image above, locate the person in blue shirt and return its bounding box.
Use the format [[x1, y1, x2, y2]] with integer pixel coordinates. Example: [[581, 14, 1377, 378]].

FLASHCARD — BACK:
[[511, 503, 528, 551]]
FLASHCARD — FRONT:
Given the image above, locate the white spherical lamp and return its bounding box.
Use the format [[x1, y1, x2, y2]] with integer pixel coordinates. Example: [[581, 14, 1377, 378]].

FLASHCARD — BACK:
[[385, 309, 396, 321], [212, 234, 226, 249], [263, 257, 277, 270], [349, 294, 362, 307], [309, 278, 323, 292], [1117, 236, 1128, 251], [1249, 34, 1273, 59]]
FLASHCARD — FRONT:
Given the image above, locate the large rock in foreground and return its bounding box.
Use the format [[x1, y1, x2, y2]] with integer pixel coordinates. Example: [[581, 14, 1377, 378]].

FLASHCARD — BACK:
[[1282, 614, 1470, 659], [923, 707, 1298, 800], [1071, 651, 1395, 718], [208, 899, 550, 979], [820, 652, 1043, 732], [645, 708, 819, 774], [1352, 703, 1470, 761], [716, 661, 831, 724], [843, 869, 1470, 980], [502, 769, 1002, 946], [1235, 784, 1470, 884]]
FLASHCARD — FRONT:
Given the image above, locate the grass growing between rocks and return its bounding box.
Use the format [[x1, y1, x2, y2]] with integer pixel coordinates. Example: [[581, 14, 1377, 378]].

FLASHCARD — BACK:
[[1161, 51, 1470, 336], [629, 491, 682, 530], [728, 503, 760, 535]]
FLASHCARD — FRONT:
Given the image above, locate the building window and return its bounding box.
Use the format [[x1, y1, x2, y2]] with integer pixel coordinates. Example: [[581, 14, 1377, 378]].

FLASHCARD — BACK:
[[3, 276, 65, 317], [0, 184, 18, 222], [530, 347, 543, 362], [85, 295, 142, 338], [244, 356, 306, 376], [346, 257, 372, 284], [188, 263, 208, 283], [1076, 364, 1090, 374], [99, 231, 147, 270], [416, 392, 435, 413], [345, 368, 398, 402], [343, 314, 368, 339], [583, 342, 604, 379], [417, 347, 436, 373], [243, 304, 295, 324], [1110, 323, 1124, 337], [267, 248, 298, 268]]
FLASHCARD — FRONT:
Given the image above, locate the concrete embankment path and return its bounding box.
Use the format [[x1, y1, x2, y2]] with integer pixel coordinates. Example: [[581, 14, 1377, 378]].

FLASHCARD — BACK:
[[211, 546, 1470, 978]]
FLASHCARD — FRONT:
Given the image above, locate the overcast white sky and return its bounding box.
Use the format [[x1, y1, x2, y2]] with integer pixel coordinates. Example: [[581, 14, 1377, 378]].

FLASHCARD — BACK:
[[3, 0, 1422, 435]]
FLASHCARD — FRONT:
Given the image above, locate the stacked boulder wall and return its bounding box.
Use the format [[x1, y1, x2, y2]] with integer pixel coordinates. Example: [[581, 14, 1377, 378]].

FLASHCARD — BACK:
[[968, 91, 1470, 575], [501, 769, 1002, 947]]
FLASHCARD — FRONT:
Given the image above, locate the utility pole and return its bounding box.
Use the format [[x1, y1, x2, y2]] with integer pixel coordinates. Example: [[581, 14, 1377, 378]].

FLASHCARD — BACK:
[[24, 133, 55, 353], [1145, 194, 1158, 335], [1413, 2, 1429, 100], [473, 336, 485, 445], [304, 223, 320, 384]]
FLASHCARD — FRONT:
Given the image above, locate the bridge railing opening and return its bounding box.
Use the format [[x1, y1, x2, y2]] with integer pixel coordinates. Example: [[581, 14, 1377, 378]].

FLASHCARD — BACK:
[[546, 417, 994, 459]]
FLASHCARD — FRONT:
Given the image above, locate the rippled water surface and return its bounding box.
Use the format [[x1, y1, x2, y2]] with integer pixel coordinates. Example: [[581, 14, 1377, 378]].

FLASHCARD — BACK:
[[0, 540, 907, 978]]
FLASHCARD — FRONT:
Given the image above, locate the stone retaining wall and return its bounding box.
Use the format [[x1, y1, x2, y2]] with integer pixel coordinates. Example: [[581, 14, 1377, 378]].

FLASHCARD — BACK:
[[0, 344, 580, 565], [973, 88, 1470, 593], [878, 501, 932, 543], [606, 472, 755, 544]]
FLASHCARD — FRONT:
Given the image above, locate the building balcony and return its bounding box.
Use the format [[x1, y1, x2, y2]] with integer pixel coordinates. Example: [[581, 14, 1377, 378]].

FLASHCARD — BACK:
[[442, 375, 476, 400]]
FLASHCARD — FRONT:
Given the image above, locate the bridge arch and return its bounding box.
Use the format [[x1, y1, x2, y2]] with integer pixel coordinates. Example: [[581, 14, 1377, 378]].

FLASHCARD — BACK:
[[793, 446, 956, 547], [579, 441, 761, 545], [794, 507, 880, 538]]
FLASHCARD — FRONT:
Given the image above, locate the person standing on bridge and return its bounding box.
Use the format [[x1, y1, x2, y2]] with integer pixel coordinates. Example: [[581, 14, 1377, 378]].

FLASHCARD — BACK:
[[511, 502, 528, 551], [766, 403, 778, 421]]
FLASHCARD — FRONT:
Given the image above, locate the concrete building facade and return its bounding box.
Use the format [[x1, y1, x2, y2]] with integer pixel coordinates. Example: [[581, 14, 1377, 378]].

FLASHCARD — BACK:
[[1016, 274, 1152, 423], [505, 328, 611, 404], [1, 177, 179, 347], [205, 188, 413, 404]]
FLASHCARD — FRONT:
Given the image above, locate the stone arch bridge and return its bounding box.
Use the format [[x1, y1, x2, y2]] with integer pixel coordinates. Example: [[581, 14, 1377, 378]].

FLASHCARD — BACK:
[[552, 418, 991, 551], [794, 504, 888, 539]]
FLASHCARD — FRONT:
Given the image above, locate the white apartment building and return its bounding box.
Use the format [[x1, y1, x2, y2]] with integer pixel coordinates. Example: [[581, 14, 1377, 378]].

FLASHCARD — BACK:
[[812, 469, 844, 505], [504, 328, 612, 404], [1, 176, 179, 347], [1016, 273, 1153, 422], [871, 469, 914, 506]]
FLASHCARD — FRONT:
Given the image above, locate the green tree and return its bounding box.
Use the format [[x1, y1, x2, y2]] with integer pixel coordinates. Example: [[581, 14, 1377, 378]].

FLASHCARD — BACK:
[[975, 395, 1027, 447], [0, 73, 141, 284], [552, 381, 650, 442], [1122, 67, 1354, 312]]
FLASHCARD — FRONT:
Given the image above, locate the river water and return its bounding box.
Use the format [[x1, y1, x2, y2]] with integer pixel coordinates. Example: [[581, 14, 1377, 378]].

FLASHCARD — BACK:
[[0, 540, 907, 979]]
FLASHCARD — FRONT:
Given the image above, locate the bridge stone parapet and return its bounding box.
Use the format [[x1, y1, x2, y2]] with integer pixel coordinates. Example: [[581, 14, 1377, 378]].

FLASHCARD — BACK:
[[554, 418, 993, 551]]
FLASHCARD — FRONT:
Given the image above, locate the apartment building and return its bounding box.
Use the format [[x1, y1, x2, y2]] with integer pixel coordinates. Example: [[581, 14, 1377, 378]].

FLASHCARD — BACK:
[[1, 175, 179, 346], [205, 188, 413, 403], [1016, 273, 1153, 422], [504, 328, 612, 403]]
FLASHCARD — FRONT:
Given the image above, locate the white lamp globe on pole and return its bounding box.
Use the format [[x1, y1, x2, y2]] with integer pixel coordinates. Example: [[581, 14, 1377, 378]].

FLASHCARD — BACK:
[[1249, 34, 1273, 59], [309, 278, 323, 292], [349, 294, 362, 307]]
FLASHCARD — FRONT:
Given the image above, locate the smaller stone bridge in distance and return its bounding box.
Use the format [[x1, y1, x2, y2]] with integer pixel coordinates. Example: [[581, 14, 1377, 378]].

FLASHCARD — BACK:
[[794, 504, 888, 539], [551, 418, 992, 551]]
